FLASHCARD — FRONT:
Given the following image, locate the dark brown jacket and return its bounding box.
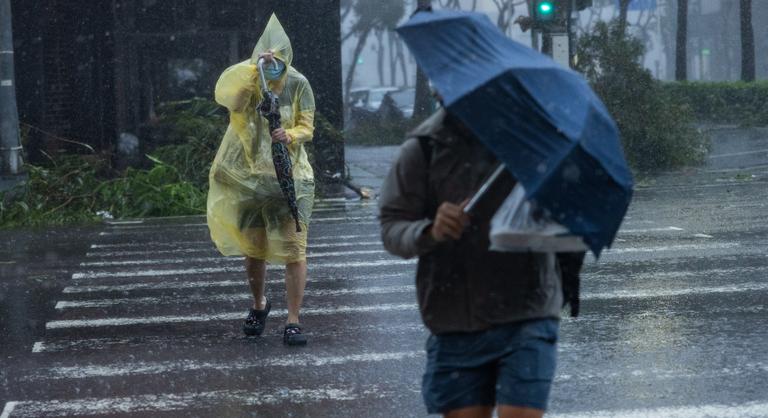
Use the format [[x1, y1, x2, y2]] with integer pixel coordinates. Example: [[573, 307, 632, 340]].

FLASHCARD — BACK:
[[379, 109, 562, 334]]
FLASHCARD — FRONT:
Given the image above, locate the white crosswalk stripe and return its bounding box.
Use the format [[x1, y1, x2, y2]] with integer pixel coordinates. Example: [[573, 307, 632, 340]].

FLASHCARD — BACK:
[[71, 259, 416, 280], [46, 303, 419, 329], [2, 386, 397, 417]]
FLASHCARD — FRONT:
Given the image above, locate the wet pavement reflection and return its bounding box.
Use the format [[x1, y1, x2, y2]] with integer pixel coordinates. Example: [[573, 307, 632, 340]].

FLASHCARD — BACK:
[[1, 129, 767, 417]]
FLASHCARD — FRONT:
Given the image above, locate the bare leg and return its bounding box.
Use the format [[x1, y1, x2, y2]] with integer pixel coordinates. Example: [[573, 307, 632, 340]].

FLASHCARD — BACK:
[[444, 406, 493, 418], [245, 257, 267, 310], [285, 260, 307, 324], [497, 405, 545, 418]]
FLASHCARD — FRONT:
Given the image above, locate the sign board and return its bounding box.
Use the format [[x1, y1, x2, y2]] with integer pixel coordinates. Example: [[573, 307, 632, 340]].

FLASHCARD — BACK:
[[551, 34, 570, 68]]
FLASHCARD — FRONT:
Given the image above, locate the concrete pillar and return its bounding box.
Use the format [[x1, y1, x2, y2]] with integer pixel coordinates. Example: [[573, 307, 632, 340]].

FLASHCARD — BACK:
[[0, 0, 26, 193]]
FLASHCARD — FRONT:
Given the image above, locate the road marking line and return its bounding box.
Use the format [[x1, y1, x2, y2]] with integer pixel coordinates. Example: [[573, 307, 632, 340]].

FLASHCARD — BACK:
[[2, 386, 392, 416], [693, 233, 714, 238], [55, 285, 414, 310], [583, 281, 768, 300], [638, 180, 768, 192], [90, 240, 210, 249], [89, 233, 380, 249], [105, 216, 378, 231], [99, 218, 378, 236], [85, 240, 383, 258], [709, 148, 768, 159], [1, 402, 17, 418], [584, 265, 768, 282], [86, 247, 214, 258], [315, 233, 381, 241], [105, 220, 144, 225], [106, 222, 205, 230], [619, 226, 684, 234], [79, 249, 388, 267], [65, 272, 768, 309], [72, 259, 415, 280], [549, 400, 768, 418], [25, 351, 421, 381], [32, 323, 426, 354], [63, 272, 407, 294], [63, 279, 767, 310], [602, 242, 739, 255], [314, 216, 377, 222], [45, 303, 417, 329], [310, 206, 365, 213]]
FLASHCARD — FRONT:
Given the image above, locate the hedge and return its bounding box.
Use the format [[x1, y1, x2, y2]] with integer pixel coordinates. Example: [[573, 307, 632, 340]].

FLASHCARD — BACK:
[[661, 81, 768, 126]]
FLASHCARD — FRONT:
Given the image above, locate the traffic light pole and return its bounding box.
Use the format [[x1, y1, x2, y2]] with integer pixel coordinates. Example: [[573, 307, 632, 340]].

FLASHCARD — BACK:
[[528, 0, 579, 69], [0, 0, 25, 194]]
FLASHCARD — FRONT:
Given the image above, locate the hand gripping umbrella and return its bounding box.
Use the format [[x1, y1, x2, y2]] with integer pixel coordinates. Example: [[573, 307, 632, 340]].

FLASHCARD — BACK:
[[257, 58, 302, 232], [397, 10, 634, 256]]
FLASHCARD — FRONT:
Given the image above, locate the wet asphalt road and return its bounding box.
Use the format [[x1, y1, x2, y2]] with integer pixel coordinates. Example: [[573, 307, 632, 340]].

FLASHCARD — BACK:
[[1, 127, 767, 417]]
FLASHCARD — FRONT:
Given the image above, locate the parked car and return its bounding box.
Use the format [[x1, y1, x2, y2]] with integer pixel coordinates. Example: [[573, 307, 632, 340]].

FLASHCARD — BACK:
[[382, 87, 415, 119], [348, 86, 400, 112], [348, 86, 421, 128]]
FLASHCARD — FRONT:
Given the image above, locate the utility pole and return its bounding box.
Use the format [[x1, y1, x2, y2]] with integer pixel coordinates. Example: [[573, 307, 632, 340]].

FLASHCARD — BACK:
[[0, 0, 25, 194], [740, 0, 755, 82]]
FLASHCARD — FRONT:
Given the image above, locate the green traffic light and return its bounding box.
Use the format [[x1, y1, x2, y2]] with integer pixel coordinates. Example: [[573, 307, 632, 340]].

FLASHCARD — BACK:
[[538, 1, 554, 14]]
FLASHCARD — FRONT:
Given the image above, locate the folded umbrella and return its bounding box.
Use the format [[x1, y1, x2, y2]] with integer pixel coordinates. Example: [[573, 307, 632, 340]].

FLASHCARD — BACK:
[[397, 10, 633, 255], [257, 58, 302, 233]]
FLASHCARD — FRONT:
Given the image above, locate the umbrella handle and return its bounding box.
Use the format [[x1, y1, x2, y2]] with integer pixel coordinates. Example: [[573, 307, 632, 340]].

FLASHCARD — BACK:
[[464, 164, 506, 214], [256, 58, 282, 132], [256, 58, 271, 94]]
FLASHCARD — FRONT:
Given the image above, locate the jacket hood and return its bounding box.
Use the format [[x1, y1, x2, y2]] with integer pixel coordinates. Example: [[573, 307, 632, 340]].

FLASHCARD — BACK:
[[251, 14, 293, 68], [407, 108, 446, 139], [407, 108, 470, 147]]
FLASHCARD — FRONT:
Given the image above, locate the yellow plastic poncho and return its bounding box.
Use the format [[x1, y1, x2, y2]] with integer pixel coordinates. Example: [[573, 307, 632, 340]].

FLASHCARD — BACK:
[[207, 14, 315, 264]]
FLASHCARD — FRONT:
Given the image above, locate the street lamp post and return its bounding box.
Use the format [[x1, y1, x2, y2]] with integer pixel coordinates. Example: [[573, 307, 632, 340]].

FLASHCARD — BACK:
[[0, 0, 25, 194]]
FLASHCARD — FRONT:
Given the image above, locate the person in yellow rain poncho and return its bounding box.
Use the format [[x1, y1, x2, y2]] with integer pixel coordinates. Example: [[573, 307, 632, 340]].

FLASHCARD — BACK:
[[207, 14, 315, 346]]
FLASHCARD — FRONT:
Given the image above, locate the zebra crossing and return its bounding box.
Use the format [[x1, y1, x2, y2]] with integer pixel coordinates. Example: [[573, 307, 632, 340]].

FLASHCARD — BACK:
[[3, 178, 768, 417]]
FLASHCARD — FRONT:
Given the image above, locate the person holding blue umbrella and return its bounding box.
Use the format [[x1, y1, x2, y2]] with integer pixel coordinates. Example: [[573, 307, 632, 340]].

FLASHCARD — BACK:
[[380, 8, 631, 418]]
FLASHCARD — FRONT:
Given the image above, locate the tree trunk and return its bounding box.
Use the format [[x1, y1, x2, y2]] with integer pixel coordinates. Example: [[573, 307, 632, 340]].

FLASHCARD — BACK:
[[396, 38, 409, 87], [675, 0, 688, 81], [375, 29, 385, 86], [344, 27, 372, 109], [388, 30, 397, 86], [618, 0, 631, 35], [740, 0, 755, 81]]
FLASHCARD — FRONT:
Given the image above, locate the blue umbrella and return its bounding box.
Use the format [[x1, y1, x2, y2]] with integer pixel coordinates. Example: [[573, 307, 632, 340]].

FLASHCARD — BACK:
[[397, 10, 633, 256]]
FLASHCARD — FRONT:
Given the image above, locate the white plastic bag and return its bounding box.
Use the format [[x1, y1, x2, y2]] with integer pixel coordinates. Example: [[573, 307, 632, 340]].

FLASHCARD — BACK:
[[490, 183, 587, 253]]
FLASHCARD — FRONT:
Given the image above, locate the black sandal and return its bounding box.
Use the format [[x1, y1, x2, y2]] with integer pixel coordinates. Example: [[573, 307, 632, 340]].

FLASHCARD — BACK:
[[243, 298, 271, 336], [283, 323, 307, 346]]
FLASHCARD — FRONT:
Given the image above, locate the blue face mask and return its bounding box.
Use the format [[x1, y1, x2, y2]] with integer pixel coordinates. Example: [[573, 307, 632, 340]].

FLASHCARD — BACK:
[[264, 59, 286, 80]]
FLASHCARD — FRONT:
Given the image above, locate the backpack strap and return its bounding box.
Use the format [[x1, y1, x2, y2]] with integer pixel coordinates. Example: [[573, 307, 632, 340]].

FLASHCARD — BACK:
[[557, 251, 586, 317], [417, 136, 435, 218], [417, 136, 432, 165]]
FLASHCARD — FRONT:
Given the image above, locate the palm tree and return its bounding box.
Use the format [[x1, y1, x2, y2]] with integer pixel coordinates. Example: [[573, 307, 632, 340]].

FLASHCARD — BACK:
[[343, 0, 405, 107], [675, 0, 688, 81], [740, 0, 755, 81]]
